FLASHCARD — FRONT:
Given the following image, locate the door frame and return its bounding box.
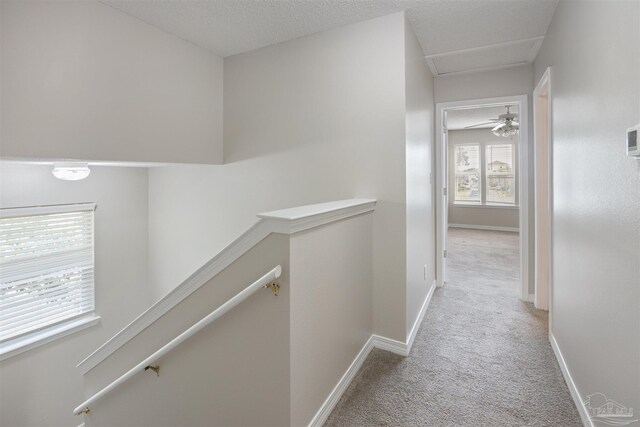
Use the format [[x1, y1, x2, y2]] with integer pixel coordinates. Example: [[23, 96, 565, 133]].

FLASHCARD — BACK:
[[533, 67, 553, 318], [435, 95, 529, 301]]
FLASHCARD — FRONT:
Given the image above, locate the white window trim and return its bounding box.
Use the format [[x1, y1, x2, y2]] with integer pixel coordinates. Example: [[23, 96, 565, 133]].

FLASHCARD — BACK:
[[0, 314, 101, 361], [0, 202, 96, 218], [454, 203, 519, 209], [453, 142, 482, 205], [452, 140, 518, 207], [0, 202, 99, 361]]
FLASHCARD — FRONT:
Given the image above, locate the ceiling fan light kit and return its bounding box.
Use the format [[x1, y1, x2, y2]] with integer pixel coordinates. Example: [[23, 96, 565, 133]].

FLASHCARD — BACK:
[[465, 105, 520, 138], [492, 123, 520, 137]]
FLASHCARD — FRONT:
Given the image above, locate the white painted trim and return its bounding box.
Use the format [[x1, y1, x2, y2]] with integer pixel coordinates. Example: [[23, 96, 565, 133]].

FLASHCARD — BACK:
[[0, 315, 101, 361], [436, 95, 529, 301], [0, 202, 96, 217], [425, 36, 543, 77], [372, 335, 408, 357], [258, 199, 377, 234], [308, 336, 375, 427], [436, 62, 529, 78], [533, 67, 553, 316], [77, 199, 377, 374], [1, 157, 176, 168], [424, 57, 439, 76], [449, 224, 519, 233], [452, 203, 519, 210], [549, 333, 593, 427], [518, 95, 530, 304], [406, 280, 436, 353], [425, 36, 545, 59], [435, 109, 447, 287]]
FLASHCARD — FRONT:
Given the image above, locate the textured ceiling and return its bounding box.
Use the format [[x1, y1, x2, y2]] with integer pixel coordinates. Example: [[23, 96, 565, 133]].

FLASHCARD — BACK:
[[446, 105, 519, 130], [101, 0, 559, 75]]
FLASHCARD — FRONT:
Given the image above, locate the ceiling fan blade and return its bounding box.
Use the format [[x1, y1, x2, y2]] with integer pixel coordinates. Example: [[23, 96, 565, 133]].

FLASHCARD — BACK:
[[464, 122, 498, 129]]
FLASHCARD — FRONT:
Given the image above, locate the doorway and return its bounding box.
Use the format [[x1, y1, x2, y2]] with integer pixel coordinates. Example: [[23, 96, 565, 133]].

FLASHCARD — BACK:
[[533, 68, 552, 314], [436, 95, 529, 301]]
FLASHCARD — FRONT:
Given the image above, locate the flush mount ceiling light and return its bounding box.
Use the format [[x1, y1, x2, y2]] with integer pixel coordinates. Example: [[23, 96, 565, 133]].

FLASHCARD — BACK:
[[52, 162, 91, 181]]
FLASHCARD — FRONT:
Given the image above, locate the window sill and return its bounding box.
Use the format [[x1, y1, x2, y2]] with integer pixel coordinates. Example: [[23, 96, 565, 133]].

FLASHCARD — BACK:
[[0, 314, 101, 361], [453, 203, 519, 210]]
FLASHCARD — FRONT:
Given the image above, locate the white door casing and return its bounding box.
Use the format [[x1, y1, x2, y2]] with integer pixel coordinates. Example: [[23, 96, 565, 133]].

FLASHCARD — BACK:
[[533, 67, 553, 316], [435, 95, 529, 301]]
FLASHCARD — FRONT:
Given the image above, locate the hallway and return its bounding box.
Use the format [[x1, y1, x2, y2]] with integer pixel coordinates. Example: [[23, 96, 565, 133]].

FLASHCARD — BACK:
[[325, 228, 581, 426]]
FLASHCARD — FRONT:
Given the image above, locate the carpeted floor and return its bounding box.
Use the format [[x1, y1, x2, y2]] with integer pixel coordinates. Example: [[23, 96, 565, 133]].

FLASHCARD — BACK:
[[325, 228, 581, 427]]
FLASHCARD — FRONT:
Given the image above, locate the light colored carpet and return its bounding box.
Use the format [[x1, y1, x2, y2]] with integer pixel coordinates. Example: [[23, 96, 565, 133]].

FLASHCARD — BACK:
[[325, 228, 581, 427]]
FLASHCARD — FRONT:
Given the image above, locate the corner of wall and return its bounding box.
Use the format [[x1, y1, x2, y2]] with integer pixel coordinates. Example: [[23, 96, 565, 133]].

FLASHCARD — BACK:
[[403, 14, 437, 339]]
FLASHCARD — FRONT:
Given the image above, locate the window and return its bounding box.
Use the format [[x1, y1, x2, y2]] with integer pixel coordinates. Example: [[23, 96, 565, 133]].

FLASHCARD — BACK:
[[0, 204, 96, 346], [486, 144, 515, 205], [454, 144, 481, 203], [453, 141, 517, 206]]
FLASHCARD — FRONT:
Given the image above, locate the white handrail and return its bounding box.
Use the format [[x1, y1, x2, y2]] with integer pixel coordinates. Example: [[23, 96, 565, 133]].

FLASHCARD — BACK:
[[73, 265, 282, 415]]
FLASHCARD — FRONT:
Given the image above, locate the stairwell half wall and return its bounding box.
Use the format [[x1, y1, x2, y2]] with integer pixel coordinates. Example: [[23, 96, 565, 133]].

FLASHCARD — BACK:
[[148, 12, 436, 344]]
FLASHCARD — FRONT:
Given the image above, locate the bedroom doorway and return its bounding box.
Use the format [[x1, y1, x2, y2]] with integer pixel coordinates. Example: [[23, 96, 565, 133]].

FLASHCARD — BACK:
[[436, 95, 529, 301]]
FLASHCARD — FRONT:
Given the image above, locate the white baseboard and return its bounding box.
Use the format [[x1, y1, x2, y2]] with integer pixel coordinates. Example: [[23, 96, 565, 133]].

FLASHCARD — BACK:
[[372, 334, 408, 357], [309, 282, 437, 426], [373, 279, 437, 357], [308, 336, 375, 427], [549, 333, 593, 427], [308, 333, 411, 427], [406, 280, 436, 353], [449, 223, 519, 233]]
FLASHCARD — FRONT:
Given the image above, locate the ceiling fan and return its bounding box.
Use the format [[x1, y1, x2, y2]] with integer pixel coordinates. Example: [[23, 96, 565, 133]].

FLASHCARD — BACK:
[[464, 106, 520, 137]]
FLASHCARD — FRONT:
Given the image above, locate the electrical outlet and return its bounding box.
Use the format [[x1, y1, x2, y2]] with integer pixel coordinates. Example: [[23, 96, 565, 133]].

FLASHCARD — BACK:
[[424, 264, 428, 280]]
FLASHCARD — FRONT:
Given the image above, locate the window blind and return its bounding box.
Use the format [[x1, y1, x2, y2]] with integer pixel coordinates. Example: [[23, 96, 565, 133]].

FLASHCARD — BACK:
[[0, 204, 96, 342], [454, 144, 481, 203], [486, 144, 515, 205]]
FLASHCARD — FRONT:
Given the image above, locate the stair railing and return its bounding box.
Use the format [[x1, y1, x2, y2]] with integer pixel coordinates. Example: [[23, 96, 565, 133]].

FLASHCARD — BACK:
[[73, 265, 282, 415]]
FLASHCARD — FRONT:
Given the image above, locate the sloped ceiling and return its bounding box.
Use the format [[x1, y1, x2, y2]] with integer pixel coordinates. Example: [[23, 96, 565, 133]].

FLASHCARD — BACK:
[[101, 0, 559, 76]]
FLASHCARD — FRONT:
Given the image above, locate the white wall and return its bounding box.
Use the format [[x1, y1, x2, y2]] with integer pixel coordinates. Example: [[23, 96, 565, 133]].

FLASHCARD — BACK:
[[0, 1, 223, 164], [447, 129, 519, 229], [435, 65, 534, 291], [0, 163, 151, 427], [148, 13, 412, 341], [534, 0, 639, 417], [290, 213, 373, 426], [404, 18, 436, 336]]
